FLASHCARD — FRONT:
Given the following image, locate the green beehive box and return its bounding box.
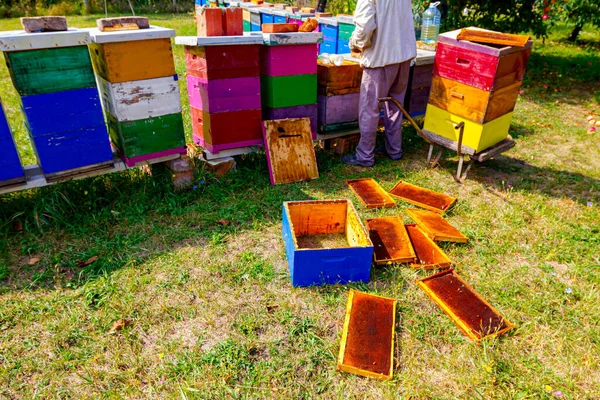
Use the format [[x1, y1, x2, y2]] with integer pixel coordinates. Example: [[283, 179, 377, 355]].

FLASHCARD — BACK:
[[261, 74, 317, 108]]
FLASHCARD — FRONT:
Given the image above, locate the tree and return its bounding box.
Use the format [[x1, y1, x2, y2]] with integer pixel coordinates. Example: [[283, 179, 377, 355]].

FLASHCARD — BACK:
[[556, 0, 600, 41]]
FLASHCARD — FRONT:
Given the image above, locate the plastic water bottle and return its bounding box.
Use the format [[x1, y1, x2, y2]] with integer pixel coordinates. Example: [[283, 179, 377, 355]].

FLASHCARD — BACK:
[[421, 2, 441, 44]]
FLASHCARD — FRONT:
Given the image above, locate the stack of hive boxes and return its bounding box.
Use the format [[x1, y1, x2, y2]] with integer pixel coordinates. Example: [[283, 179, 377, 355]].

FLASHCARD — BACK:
[[317, 60, 363, 133], [1, 29, 113, 179], [318, 17, 338, 54], [336, 15, 355, 54], [272, 8, 288, 23], [89, 26, 186, 167], [424, 28, 532, 153], [0, 98, 25, 187], [261, 32, 321, 139], [177, 34, 264, 153]]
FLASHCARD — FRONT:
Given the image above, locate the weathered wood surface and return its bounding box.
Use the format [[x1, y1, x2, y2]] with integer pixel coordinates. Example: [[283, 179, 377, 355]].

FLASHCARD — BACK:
[[187, 75, 260, 113], [260, 74, 317, 108], [405, 224, 452, 270], [317, 61, 362, 93], [5, 46, 95, 96], [317, 93, 359, 125], [405, 208, 469, 243], [433, 41, 531, 91], [21, 87, 105, 136], [423, 104, 512, 153], [97, 17, 150, 31], [107, 112, 185, 159], [89, 38, 175, 83], [87, 26, 174, 44], [191, 106, 263, 152], [96, 75, 182, 122], [262, 32, 322, 45], [175, 35, 262, 46], [0, 28, 90, 52], [184, 44, 259, 79], [263, 104, 317, 136], [439, 27, 533, 57], [197, 7, 224, 36], [261, 44, 317, 76], [262, 23, 298, 33], [21, 16, 67, 33], [346, 178, 396, 209], [263, 118, 318, 185], [389, 180, 457, 213], [429, 75, 521, 124], [0, 100, 25, 186], [457, 28, 529, 48]]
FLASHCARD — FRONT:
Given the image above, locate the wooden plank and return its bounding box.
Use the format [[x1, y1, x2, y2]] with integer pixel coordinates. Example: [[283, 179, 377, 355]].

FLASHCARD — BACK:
[[5, 46, 95, 96], [96, 17, 150, 31], [423, 104, 512, 153], [417, 268, 514, 341], [346, 178, 396, 209], [337, 290, 395, 381], [366, 216, 416, 265], [175, 35, 262, 46], [263, 118, 318, 185], [405, 224, 452, 270], [96, 74, 182, 122], [262, 23, 299, 33], [87, 26, 174, 43], [317, 93, 359, 126], [262, 104, 317, 136], [89, 38, 175, 83], [439, 27, 533, 57], [261, 44, 317, 76], [184, 44, 260, 79], [21, 16, 67, 33], [457, 27, 530, 48], [0, 28, 89, 52], [260, 74, 317, 108], [21, 87, 105, 137], [405, 208, 468, 243], [107, 112, 186, 159], [388, 180, 457, 214], [262, 32, 322, 45], [472, 136, 516, 162], [187, 75, 260, 113]]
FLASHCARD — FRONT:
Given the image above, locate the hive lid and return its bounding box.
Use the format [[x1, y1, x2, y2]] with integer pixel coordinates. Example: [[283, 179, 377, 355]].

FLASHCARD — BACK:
[[367, 217, 416, 265], [405, 208, 468, 242], [389, 180, 457, 213], [0, 28, 90, 52], [337, 289, 396, 380], [346, 178, 396, 209], [87, 25, 175, 44], [405, 224, 452, 269], [262, 31, 322, 45], [417, 268, 514, 341], [439, 27, 533, 57], [174, 35, 263, 46]]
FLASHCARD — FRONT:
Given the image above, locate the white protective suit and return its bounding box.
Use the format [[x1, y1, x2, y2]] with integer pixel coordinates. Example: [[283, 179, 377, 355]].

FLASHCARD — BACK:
[[350, 0, 417, 68]]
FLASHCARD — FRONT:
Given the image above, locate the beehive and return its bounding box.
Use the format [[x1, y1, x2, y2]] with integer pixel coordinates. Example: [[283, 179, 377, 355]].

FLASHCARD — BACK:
[[0, 28, 113, 178], [0, 98, 25, 187], [88, 26, 186, 167]]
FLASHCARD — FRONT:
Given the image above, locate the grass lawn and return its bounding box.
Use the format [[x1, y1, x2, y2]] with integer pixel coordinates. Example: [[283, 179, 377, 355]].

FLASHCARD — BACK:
[[1, 14, 600, 399]]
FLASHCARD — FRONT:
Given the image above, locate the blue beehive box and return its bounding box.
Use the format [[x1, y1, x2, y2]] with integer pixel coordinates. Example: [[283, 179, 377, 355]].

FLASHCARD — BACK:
[[319, 17, 338, 55], [0, 98, 25, 187], [282, 199, 374, 287]]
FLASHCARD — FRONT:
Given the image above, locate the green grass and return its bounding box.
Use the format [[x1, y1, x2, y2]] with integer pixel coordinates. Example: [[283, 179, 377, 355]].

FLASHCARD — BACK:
[[1, 15, 600, 399]]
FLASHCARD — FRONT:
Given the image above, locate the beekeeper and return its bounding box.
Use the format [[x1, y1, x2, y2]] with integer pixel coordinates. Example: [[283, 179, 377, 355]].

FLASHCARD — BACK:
[[341, 0, 417, 167]]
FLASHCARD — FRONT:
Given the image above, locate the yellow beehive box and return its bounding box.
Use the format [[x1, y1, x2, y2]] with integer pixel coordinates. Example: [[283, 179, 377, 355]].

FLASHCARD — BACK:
[[423, 103, 512, 153]]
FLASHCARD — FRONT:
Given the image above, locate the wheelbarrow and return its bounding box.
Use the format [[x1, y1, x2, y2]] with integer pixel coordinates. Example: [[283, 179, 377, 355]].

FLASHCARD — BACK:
[[379, 97, 516, 182]]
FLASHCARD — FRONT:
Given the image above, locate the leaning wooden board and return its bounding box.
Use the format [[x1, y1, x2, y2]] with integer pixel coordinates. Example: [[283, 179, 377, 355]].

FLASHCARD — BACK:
[[0, 98, 25, 187], [263, 118, 318, 185], [418, 268, 514, 341], [262, 104, 318, 138], [338, 289, 395, 381]]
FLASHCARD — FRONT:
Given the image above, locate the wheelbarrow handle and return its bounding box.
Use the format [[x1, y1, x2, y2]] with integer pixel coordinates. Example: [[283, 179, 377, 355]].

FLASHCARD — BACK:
[[378, 97, 431, 144]]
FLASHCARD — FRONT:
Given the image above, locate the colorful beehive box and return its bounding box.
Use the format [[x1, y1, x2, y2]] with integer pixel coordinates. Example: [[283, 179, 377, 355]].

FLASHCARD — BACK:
[[261, 32, 321, 139], [241, 3, 260, 32], [0, 28, 114, 178], [176, 34, 263, 153], [259, 7, 275, 24], [336, 15, 354, 54], [317, 59, 362, 133], [318, 17, 338, 54], [88, 26, 186, 167], [282, 199, 373, 287], [0, 98, 25, 187], [271, 9, 288, 24], [424, 27, 532, 153]]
